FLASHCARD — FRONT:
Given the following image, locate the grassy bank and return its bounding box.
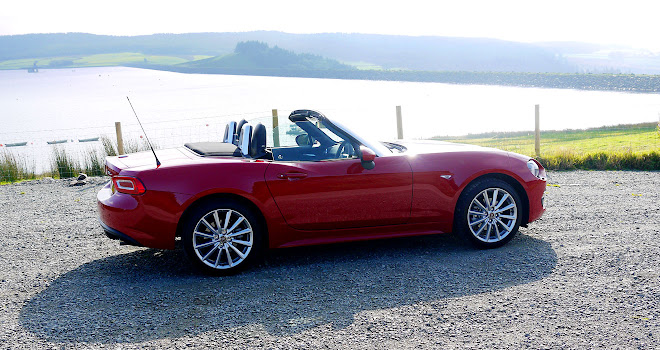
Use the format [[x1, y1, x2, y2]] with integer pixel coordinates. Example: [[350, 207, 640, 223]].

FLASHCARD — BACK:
[[0, 53, 211, 70], [134, 64, 660, 93], [0, 136, 154, 184], [433, 122, 660, 170], [0, 151, 36, 184], [2, 123, 658, 184]]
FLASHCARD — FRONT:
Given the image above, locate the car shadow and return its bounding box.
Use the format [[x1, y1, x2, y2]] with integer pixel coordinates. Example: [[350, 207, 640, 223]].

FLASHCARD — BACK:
[[19, 232, 556, 344]]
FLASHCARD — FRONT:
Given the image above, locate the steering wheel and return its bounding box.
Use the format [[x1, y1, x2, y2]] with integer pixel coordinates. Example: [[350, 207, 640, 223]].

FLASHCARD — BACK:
[[335, 141, 356, 159]]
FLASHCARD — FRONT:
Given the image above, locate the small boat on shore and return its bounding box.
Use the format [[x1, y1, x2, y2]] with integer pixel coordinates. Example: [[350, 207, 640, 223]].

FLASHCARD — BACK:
[[78, 137, 99, 143], [47, 140, 68, 145], [3, 142, 28, 147]]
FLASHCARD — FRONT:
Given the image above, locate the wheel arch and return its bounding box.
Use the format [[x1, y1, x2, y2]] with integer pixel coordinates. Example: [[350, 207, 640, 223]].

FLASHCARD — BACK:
[[176, 193, 269, 248], [455, 172, 530, 227]]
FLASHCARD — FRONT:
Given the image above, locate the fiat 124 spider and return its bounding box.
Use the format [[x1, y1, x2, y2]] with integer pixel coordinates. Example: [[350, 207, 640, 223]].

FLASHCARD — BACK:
[[98, 109, 546, 275]]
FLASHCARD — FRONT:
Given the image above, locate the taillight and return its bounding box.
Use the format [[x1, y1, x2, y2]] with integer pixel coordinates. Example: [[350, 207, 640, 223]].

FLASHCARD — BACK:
[[112, 176, 146, 195]]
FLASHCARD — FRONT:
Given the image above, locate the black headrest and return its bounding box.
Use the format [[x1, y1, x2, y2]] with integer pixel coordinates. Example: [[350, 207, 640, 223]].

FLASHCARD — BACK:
[[250, 123, 267, 159]]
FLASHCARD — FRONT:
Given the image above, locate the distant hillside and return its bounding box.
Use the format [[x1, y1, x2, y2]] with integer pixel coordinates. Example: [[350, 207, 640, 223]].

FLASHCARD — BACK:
[[536, 41, 660, 74], [0, 31, 574, 73], [183, 41, 353, 70]]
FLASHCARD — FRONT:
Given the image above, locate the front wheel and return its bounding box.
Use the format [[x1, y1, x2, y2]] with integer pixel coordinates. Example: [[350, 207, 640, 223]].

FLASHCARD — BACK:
[[455, 178, 522, 249], [182, 200, 263, 275]]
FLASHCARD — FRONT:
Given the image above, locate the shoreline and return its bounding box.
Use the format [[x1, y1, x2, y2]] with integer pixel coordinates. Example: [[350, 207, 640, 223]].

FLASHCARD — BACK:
[[128, 64, 660, 94]]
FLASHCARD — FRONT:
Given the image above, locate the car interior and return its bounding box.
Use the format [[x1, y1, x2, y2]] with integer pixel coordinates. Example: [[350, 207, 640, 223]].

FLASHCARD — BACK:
[[185, 112, 358, 162]]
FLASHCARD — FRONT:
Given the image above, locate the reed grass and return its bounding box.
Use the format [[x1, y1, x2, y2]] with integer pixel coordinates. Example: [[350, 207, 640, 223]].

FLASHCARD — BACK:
[[83, 148, 105, 176], [2, 135, 160, 183], [124, 137, 155, 154], [100, 135, 117, 156], [100, 135, 154, 155], [0, 150, 36, 183], [52, 147, 80, 179]]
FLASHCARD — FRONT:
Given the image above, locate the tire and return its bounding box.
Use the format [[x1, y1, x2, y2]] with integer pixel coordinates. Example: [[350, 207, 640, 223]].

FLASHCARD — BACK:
[[454, 178, 522, 249], [182, 199, 264, 275]]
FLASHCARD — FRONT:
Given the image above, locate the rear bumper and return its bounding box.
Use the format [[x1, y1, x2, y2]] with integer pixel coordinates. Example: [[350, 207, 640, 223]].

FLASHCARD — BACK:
[[100, 219, 143, 247], [97, 181, 184, 250]]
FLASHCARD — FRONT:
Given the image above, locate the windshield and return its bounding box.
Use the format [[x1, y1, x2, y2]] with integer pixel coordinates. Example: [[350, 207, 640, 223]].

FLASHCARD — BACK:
[[329, 119, 393, 156], [271, 111, 393, 159]]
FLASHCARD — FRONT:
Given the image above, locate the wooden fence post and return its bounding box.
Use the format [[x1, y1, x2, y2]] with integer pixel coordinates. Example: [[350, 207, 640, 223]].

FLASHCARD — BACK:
[[115, 122, 125, 155], [535, 104, 540, 157], [396, 105, 403, 139], [272, 109, 280, 147]]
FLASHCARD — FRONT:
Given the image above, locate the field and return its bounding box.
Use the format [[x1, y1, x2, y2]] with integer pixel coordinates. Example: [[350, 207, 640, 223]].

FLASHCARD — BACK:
[[0, 53, 211, 70], [433, 122, 660, 170]]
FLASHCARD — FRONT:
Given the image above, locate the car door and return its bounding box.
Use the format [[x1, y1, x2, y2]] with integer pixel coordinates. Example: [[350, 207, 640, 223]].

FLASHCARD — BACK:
[[264, 155, 413, 230]]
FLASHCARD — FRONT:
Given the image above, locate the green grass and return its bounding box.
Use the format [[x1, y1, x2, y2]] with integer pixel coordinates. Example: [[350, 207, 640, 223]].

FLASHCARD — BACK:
[[0, 53, 194, 70], [342, 61, 384, 70], [0, 150, 36, 183], [2, 135, 159, 184], [432, 122, 660, 170], [83, 148, 105, 177], [52, 147, 79, 179]]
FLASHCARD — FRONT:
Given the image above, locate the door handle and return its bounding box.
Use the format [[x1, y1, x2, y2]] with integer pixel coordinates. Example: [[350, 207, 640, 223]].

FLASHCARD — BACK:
[[277, 172, 308, 180]]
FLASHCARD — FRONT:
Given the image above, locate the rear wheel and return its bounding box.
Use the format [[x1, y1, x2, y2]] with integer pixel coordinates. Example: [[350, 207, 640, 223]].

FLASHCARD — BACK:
[[455, 178, 522, 248], [183, 200, 263, 275]]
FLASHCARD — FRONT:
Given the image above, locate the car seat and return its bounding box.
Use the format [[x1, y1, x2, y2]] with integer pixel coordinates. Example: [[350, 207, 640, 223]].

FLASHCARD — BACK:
[[238, 123, 253, 157], [223, 121, 237, 144], [250, 123, 267, 159]]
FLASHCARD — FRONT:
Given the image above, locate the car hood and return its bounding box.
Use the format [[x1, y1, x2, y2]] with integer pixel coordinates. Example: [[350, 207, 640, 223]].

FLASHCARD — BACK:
[[390, 139, 505, 155]]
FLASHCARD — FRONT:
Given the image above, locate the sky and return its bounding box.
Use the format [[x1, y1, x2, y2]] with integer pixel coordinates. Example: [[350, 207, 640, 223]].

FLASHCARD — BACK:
[[2, 0, 659, 51]]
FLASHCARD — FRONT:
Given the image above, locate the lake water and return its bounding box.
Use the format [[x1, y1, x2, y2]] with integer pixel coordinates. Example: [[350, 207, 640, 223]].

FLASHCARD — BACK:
[[1, 67, 659, 172]]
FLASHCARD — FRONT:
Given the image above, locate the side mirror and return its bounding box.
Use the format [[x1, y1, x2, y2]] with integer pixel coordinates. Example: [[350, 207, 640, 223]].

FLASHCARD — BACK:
[[360, 146, 376, 170]]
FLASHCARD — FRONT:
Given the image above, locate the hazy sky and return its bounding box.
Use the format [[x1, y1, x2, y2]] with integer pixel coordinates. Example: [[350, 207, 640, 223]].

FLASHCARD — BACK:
[[2, 0, 659, 51]]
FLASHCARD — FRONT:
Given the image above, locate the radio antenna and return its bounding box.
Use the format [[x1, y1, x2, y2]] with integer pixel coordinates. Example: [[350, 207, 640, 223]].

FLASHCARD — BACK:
[[126, 97, 161, 167]]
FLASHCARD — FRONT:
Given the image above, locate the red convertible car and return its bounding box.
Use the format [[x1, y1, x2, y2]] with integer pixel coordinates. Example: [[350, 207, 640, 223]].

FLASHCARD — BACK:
[[98, 109, 546, 275]]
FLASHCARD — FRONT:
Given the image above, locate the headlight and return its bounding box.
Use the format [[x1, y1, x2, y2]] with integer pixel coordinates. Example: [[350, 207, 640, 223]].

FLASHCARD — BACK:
[[527, 159, 540, 178]]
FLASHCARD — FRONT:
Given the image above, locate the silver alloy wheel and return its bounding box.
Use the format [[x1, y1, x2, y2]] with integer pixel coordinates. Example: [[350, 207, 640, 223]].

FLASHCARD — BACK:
[[467, 187, 518, 243], [192, 209, 254, 269]]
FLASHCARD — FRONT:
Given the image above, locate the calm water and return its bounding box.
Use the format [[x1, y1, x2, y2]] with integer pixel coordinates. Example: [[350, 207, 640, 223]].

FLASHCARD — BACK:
[[1, 67, 659, 171]]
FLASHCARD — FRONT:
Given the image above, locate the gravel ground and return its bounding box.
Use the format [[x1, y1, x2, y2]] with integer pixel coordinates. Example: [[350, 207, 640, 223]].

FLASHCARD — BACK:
[[0, 171, 658, 349]]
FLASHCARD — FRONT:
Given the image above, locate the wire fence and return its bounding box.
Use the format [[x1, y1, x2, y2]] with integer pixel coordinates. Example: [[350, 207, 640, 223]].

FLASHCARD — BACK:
[[2, 108, 659, 183], [0, 110, 278, 182]]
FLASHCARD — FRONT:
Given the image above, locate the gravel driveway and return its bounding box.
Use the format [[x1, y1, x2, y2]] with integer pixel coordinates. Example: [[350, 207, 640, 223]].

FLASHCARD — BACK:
[[0, 171, 658, 349]]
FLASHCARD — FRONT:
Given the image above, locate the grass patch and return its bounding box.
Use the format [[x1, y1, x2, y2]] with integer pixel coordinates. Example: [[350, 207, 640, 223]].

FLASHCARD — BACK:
[[0, 150, 36, 183], [100, 135, 118, 156], [52, 147, 79, 179], [123, 137, 156, 154], [432, 122, 660, 170], [2, 134, 156, 184], [83, 148, 105, 176], [101, 135, 153, 155], [0, 53, 192, 70], [537, 150, 660, 170]]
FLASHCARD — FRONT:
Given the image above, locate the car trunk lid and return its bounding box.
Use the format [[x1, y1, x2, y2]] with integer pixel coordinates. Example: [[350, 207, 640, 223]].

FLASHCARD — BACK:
[[105, 148, 194, 175]]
